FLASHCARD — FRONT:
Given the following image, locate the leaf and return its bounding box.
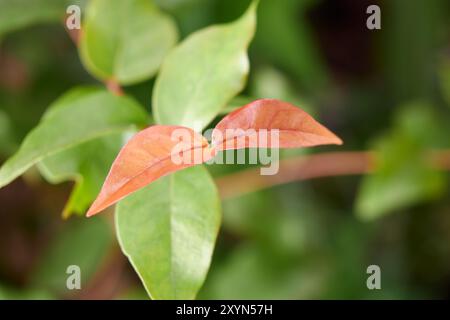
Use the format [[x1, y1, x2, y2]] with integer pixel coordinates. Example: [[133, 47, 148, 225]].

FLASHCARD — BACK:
[[152, 1, 258, 130], [88, 98, 341, 216], [79, 0, 178, 85], [251, 65, 312, 113], [37, 134, 125, 218], [31, 216, 112, 295], [0, 87, 148, 189], [212, 99, 342, 151], [116, 165, 221, 299], [221, 95, 256, 115], [86, 125, 212, 217], [356, 103, 447, 220]]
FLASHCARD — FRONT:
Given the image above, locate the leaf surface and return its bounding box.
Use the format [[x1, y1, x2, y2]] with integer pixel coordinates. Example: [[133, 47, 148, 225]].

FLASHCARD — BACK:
[[152, 1, 257, 130], [212, 99, 342, 150], [38, 134, 125, 218], [79, 0, 178, 84], [86, 125, 212, 216], [0, 87, 148, 188], [116, 165, 221, 299]]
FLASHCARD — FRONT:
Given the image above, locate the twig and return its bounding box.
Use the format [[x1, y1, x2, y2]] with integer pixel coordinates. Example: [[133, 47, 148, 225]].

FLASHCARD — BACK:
[[216, 150, 450, 199]]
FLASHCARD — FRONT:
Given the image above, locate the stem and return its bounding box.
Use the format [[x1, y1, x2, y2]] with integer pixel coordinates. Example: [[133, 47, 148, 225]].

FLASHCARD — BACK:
[[216, 150, 450, 199], [105, 79, 125, 96], [63, 21, 124, 96]]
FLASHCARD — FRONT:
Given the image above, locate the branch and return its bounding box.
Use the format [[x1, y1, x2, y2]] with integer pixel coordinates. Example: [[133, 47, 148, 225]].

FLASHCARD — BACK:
[[216, 150, 450, 199]]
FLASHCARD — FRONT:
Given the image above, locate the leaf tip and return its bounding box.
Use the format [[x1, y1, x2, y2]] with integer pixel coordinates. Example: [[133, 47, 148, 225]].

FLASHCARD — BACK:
[[329, 133, 344, 146], [85, 201, 103, 218]]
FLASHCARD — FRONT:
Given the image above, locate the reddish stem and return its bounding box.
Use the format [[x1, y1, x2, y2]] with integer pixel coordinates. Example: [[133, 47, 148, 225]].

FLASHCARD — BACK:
[[216, 150, 450, 199], [105, 79, 125, 96]]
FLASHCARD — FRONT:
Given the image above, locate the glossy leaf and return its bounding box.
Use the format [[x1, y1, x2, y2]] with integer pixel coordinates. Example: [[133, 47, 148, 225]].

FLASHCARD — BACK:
[[116, 165, 221, 299], [86, 125, 212, 217], [88, 98, 341, 216], [0, 87, 148, 189], [153, 1, 257, 130], [251, 65, 312, 113], [212, 99, 342, 151], [37, 134, 125, 218], [79, 0, 178, 85]]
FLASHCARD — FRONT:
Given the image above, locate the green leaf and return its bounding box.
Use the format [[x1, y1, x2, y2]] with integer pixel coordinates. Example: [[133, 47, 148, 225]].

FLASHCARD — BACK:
[[79, 0, 178, 85], [37, 134, 125, 218], [0, 87, 148, 189], [31, 216, 112, 295], [356, 103, 447, 220], [37, 87, 137, 218], [153, 1, 257, 130], [116, 165, 221, 299], [251, 65, 312, 114]]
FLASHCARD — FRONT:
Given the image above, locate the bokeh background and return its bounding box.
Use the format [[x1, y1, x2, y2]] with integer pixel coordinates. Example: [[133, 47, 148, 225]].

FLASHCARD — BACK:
[[1, 0, 450, 299]]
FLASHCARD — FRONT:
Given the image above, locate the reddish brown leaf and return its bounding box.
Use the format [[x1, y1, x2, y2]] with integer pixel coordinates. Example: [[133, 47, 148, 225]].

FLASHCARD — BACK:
[[211, 99, 342, 151], [86, 125, 213, 217], [87, 99, 342, 216]]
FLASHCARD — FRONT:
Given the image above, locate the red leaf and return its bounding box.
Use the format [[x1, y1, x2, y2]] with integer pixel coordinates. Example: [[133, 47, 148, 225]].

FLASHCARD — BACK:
[[86, 125, 213, 217], [87, 99, 342, 217], [211, 99, 342, 150]]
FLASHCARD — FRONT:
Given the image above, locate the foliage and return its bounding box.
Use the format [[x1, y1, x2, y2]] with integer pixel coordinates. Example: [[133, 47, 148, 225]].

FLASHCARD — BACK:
[[0, 0, 450, 300]]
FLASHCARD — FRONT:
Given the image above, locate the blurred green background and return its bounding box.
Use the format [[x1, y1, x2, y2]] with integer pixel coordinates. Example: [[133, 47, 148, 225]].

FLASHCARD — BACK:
[[1, 0, 450, 299]]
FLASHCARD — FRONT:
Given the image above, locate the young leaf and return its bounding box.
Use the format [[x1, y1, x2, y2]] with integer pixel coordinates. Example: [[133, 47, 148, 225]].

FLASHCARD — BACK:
[[79, 0, 178, 85], [86, 125, 213, 217], [152, 1, 258, 130], [116, 165, 221, 299], [0, 87, 148, 189], [212, 99, 342, 150]]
